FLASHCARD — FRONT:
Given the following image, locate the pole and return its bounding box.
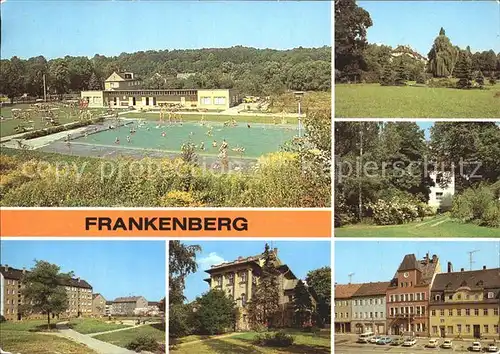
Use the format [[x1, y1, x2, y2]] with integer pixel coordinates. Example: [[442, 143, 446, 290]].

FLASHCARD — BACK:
[[358, 126, 364, 221], [43, 74, 47, 102]]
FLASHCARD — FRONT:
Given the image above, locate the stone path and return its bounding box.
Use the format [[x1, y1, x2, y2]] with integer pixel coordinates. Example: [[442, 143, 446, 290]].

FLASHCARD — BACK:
[[56, 322, 135, 354], [173, 332, 241, 347], [88, 321, 162, 337]]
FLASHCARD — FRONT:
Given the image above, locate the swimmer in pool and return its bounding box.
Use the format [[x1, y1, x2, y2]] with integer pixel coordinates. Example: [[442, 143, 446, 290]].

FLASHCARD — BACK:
[[162, 131, 166, 137], [212, 140, 217, 147], [115, 137, 120, 144], [247, 124, 251, 128], [200, 142, 205, 151], [127, 135, 131, 143]]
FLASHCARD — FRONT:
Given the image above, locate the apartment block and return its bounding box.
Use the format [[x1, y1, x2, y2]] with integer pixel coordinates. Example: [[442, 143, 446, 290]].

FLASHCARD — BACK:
[[351, 281, 390, 334], [0, 265, 92, 321], [334, 283, 362, 333], [111, 296, 148, 316], [92, 293, 107, 317]]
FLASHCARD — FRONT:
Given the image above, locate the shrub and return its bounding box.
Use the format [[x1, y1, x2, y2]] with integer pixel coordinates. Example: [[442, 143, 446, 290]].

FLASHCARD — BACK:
[[169, 304, 192, 338], [126, 334, 159, 352], [254, 331, 295, 347], [427, 78, 456, 88], [439, 193, 454, 213], [368, 196, 420, 225], [451, 184, 500, 227]]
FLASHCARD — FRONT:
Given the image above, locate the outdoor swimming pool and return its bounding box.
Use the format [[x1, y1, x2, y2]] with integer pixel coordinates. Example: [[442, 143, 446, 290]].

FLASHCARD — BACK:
[[72, 120, 297, 158]]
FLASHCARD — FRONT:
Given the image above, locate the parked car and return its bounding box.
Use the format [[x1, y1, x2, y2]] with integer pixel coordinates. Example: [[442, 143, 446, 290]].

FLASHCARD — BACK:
[[403, 337, 417, 347], [357, 332, 375, 343], [391, 337, 404, 346], [427, 339, 439, 348], [441, 339, 453, 349], [471, 342, 482, 352], [377, 337, 393, 345], [487, 343, 499, 352], [370, 335, 383, 344]]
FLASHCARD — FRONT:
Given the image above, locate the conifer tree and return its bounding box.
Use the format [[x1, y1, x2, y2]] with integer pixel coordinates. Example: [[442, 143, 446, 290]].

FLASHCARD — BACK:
[[454, 51, 473, 89], [248, 244, 281, 328], [293, 280, 313, 327], [380, 63, 394, 86], [475, 70, 485, 88], [394, 60, 407, 86], [427, 27, 459, 77]]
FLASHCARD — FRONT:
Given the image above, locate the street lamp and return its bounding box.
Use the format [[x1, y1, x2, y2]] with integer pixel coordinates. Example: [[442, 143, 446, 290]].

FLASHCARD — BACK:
[[294, 91, 304, 138]]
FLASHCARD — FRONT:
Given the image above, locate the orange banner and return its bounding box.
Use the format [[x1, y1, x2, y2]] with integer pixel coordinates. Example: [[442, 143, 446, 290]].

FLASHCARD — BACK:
[[0, 209, 331, 237]]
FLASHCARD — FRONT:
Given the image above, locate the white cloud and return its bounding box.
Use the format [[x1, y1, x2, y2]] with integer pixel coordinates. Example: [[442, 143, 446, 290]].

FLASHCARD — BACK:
[[197, 252, 226, 270]]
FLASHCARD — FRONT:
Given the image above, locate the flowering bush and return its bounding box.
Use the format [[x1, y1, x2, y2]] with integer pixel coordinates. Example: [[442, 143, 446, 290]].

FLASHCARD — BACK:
[[368, 196, 421, 225], [452, 185, 500, 228]]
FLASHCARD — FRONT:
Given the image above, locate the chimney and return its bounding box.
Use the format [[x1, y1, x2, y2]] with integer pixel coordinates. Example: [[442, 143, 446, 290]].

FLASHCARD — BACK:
[[4, 265, 8, 271], [273, 248, 278, 256], [22, 267, 26, 274], [461, 268, 464, 272], [432, 254, 437, 263], [447, 262, 453, 273], [483, 266, 486, 270]]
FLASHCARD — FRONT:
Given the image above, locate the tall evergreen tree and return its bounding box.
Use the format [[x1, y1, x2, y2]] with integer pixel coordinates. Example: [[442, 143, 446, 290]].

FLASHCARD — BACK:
[[454, 51, 473, 89], [248, 244, 281, 328], [380, 63, 394, 86], [475, 70, 485, 88], [394, 60, 407, 86], [88, 72, 102, 90], [293, 280, 313, 327], [427, 27, 459, 77]]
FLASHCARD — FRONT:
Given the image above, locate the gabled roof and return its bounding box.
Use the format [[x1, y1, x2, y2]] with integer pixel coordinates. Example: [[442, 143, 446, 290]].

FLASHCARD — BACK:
[[352, 281, 390, 297], [113, 296, 144, 303], [335, 283, 363, 299], [0, 265, 92, 289], [93, 293, 105, 300], [432, 268, 500, 291]]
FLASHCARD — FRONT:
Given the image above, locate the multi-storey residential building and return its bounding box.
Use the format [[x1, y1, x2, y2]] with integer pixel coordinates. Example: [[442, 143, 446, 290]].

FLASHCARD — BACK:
[[0, 265, 92, 321], [92, 293, 107, 317], [204, 246, 314, 331], [386, 253, 440, 336], [105, 301, 113, 316], [111, 296, 148, 316], [104, 72, 143, 91], [430, 264, 500, 339], [334, 283, 362, 333], [351, 282, 390, 335]]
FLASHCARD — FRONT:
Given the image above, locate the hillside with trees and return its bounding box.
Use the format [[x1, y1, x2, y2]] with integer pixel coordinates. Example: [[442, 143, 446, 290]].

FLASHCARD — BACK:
[[0, 46, 331, 101]]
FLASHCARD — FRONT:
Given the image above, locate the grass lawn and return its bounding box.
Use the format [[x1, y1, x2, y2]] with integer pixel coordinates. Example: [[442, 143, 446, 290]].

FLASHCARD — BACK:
[[68, 318, 131, 334], [268, 91, 331, 113], [335, 83, 500, 118], [121, 112, 299, 124], [93, 323, 165, 347], [170, 330, 331, 354], [335, 215, 500, 237], [0, 321, 96, 354], [0, 104, 106, 137]]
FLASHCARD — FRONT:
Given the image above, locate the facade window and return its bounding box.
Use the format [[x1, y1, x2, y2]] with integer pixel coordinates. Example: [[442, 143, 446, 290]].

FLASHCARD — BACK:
[[448, 309, 453, 316], [241, 293, 247, 306], [494, 325, 499, 334], [201, 97, 211, 105], [484, 325, 489, 333], [483, 309, 488, 316], [487, 292, 494, 299], [374, 312, 378, 318], [466, 294, 470, 300], [240, 272, 247, 283], [432, 326, 438, 334], [494, 308, 499, 316], [370, 299, 373, 305], [466, 308, 470, 316], [457, 309, 461, 316], [474, 309, 479, 316], [466, 325, 471, 333], [214, 97, 226, 105], [215, 275, 222, 286], [457, 324, 462, 333], [440, 309, 445, 316], [447, 326, 453, 335], [457, 294, 461, 300], [431, 309, 436, 316]]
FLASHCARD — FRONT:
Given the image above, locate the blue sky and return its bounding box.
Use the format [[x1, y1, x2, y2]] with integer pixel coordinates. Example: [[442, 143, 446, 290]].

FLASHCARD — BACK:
[[360, 1, 500, 54], [0, 1, 331, 59], [182, 241, 331, 302], [0, 240, 166, 301], [335, 241, 500, 284]]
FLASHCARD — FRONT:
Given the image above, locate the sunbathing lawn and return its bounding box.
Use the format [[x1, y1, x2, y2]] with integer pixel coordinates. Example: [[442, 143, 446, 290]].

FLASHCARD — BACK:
[[335, 215, 500, 237], [68, 318, 131, 334], [93, 324, 165, 347], [0, 321, 96, 354], [170, 330, 331, 354]]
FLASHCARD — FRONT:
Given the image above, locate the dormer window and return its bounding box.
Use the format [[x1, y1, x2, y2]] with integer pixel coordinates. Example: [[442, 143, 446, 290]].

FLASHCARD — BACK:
[[476, 280, 484, 287], [487, 292, 494, 299], [435, 295, 441, 301]]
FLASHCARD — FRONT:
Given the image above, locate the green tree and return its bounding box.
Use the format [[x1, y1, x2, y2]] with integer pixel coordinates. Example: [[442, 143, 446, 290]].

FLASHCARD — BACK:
[[88, 72, 102, 90], [454, 51, 473, 89], [380, 64, 394, 86], [0, 57, 26, 103], [192, 290, 236, 334], [292, 280, 313, 327], [475, 70, 485, 88], [427, 27, 459, 77], [248, 244, 281, 328], [48, 59, 70, 96], [335, 0, 373, 82], [306, 267, 331, 326], [394, 59, 407, 86], [169, 241, 201, 305], [21, 260, 73, 330]]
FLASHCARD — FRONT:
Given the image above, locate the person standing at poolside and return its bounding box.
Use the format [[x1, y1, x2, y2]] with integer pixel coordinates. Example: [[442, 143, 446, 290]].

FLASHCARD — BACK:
[[127, 135, 131, 143]]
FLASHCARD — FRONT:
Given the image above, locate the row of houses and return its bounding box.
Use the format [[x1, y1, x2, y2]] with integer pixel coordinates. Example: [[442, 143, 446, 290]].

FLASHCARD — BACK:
[[335, 253, 499, 339], [0, 265, 162, 321], [81, 71, 240, 110]]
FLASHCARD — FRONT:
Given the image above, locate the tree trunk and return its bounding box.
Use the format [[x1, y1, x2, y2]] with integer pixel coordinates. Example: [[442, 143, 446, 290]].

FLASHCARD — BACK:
[[47, 311, 51, 330]]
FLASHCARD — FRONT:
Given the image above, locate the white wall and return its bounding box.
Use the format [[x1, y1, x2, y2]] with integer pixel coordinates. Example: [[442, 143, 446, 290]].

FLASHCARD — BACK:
[[428, 171, 455, 209]]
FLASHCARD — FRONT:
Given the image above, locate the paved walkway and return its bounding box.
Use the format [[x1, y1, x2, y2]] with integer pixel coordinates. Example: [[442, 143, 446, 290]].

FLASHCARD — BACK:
[[56, 322, 136, 354], [88, 321, 162, 337], [173, 332, 241, 347]]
